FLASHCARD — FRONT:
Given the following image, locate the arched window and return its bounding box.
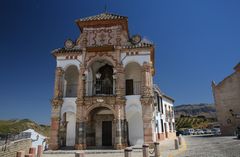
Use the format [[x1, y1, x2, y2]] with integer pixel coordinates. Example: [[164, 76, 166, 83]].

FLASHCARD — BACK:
[[125, 62, 142, 95], [64, 65, 79, 97]]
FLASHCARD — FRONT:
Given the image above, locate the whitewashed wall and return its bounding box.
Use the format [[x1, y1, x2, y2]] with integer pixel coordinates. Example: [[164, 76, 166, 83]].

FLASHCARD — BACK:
[[61, 98, 77, 146], [125, 95, 144, 146], [23, 129, 46, 153], [121, 51, 151, 67], [56, 56, 82, 70]]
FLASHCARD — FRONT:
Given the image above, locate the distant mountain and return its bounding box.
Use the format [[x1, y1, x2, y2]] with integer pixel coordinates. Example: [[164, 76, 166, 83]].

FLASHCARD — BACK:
[[174, 103, 216, 119], [174, 103, 217, 129], [0, 119, 50, 136]]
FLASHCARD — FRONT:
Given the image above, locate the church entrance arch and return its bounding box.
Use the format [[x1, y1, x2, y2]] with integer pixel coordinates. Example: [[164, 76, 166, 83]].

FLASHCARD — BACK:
[[86, 106, 116, 148]]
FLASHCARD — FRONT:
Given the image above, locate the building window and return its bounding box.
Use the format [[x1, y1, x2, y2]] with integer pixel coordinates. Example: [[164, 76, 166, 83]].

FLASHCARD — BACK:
[[169, 122, 172, 132], [161, 119, 164, 133], [126, 79, 134, 95], [160, 98, 163, 114], [165, 104, 167, 116], [157, 95, 160, 112]]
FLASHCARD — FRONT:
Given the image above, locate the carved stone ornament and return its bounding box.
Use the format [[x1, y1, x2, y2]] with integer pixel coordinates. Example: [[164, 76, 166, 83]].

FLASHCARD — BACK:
[[131, 34, 142, 45], [96, 98, 104, 103], [64, 39, 74, 49]]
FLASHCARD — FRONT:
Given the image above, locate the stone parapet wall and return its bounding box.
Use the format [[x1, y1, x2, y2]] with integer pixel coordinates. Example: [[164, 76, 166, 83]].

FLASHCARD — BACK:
[[0, 139, 31, 157]]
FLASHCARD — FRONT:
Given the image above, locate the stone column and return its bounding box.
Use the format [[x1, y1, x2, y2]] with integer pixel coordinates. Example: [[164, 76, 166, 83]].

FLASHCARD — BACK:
[[49, 67, 64, 150], [53, 67, 64, 99], [141, 62, 155, 144], [114, 63, 128, 149], [75, 64, 87, 150], [37, 145, 43, 157], [29, 147, 36, 155]]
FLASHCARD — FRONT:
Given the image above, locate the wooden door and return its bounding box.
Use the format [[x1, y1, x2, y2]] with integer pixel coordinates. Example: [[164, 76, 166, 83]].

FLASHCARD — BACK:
[[102, 121, 112, 146]]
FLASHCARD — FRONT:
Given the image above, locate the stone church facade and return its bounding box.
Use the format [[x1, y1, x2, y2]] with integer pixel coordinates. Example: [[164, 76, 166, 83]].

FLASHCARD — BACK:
[[49, 13, 162, 150], [212, 63, 240, 136]]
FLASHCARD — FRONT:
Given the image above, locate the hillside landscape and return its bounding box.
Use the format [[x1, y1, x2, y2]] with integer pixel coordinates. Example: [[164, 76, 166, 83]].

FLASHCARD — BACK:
[[0, 119, 50, 137], [0, 104, 217, 136], [174, 103, 217, 129]]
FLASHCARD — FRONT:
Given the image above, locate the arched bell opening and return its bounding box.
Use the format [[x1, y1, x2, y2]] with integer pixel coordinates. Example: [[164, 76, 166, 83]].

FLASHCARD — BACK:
[[64, 65, 79, 97], [125, 62, 142, 95], [86, 60, 116, 96]]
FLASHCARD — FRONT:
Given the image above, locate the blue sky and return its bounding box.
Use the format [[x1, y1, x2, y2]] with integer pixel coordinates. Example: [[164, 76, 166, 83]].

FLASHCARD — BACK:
[[0, 0, 239, 124]]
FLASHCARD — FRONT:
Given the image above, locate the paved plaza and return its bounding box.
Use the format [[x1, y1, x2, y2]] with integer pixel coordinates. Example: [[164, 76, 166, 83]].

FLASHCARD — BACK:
[[43, 138, 184, 157], [178, 135, 240, 157], [43, 135, 240, 157]]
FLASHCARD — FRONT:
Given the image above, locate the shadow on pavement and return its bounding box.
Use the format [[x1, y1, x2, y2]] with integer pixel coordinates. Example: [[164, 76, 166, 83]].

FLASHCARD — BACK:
[[232, 137, 240, 140]]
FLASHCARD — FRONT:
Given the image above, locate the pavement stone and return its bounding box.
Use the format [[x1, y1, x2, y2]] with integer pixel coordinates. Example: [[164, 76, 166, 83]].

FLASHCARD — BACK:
[[43, 138, 185, 157]]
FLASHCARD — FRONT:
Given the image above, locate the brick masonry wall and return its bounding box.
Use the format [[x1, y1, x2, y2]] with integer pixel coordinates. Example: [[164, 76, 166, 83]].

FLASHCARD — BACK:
[[0, 139, 32, 157]]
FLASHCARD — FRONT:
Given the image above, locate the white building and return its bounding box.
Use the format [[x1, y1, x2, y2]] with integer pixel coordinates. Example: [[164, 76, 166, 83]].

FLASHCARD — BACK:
[[22, 129, 47, 152], [153, 85, 176, 140]]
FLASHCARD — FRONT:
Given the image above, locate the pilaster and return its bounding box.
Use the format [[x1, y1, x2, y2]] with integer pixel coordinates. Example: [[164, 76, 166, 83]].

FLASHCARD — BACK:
[[114, 63, 128, 149], [75, 64, 87, 150], [141, 62, 155, 144], [53, 67, 64, 99], [49, 67, 64, 150], [49, 99, 63, 150]]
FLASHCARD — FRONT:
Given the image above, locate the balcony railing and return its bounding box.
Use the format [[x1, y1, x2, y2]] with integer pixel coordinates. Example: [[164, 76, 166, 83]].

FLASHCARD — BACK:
[[133, 81, 141, 95], [86, 80, 114, 96]]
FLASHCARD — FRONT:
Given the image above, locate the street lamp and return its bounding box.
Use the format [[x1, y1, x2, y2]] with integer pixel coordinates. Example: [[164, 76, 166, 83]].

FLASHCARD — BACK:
[[96, 72, 101, 79]]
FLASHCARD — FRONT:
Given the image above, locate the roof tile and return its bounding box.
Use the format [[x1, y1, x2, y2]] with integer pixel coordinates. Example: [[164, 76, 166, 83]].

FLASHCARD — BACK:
[[77, 13, 127, 22]]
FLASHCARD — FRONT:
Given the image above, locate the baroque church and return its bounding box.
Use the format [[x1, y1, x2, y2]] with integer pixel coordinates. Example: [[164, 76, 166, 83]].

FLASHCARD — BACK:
[[50, 12, 175, 150]]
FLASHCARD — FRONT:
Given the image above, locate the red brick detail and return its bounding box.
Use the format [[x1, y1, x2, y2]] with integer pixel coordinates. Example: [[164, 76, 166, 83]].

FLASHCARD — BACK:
[[157, 133, 165, 141], [29, 147, 36, 155], [37, 145, 43, 157], [16, 151, 25, 157]]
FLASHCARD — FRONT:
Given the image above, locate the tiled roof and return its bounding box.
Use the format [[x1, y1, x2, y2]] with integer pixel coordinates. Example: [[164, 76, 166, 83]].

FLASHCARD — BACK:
[[77, 13, 127, 22], [52, 47, 82, 54], [122, 38, 154, 49], [234, 62, 240, 71]]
